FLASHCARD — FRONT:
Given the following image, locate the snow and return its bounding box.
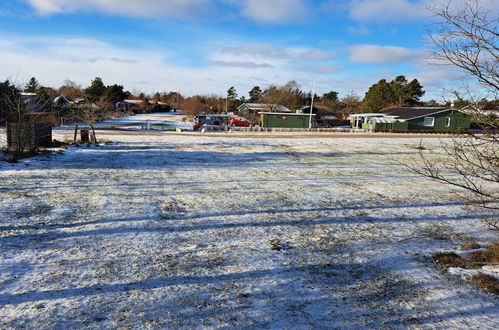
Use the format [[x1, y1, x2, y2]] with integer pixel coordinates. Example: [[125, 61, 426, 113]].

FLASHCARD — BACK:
[[95, 112, 193, 130], [0, 116, 498, 328]]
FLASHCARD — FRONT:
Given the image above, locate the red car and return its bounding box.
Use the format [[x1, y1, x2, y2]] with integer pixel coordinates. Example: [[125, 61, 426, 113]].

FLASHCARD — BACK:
[[229, 116, 251, 127]]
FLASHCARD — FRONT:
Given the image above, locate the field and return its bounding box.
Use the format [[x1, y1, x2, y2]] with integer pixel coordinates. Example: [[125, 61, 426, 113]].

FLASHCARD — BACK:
[[0, 120, 498, 328]]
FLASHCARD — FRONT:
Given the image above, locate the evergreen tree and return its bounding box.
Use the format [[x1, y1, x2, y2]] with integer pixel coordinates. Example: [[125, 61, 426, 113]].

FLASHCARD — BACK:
[[104, 84, 129, 104], [248, 86, 263, 103], [362, 79, 395, 112], [227, 86, 238, 100], [25, 77, 40, 92], [322, 91, 339, 102], [362, 76, 425, 112], [84, 77, 106, 102], [390, 75, 425, 106]]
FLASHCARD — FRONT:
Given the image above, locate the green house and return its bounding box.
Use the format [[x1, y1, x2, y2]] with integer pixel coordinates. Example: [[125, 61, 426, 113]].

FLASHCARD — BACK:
[[260, 112, 315, 129], [349, 107, 471, 132]]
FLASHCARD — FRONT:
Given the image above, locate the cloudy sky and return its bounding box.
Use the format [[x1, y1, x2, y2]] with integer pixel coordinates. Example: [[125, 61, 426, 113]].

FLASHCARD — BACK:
[[0, 0, 492, 99]]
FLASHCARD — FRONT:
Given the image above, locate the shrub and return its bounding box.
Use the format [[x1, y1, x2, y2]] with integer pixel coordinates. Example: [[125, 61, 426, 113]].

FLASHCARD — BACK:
[[470, 273, 499, 295], [432, 252, 468, 269]]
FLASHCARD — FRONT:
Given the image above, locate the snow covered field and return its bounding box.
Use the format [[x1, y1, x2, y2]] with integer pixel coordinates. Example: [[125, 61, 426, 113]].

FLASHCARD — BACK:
[[0, 128, 498, 328]]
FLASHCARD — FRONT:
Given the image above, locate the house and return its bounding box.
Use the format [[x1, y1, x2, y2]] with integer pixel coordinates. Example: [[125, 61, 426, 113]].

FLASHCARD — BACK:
[[260, 112, 315, 129], [348, 107, 471, 132], [53, 94, 71, 106], [237, 103, 291, 122]]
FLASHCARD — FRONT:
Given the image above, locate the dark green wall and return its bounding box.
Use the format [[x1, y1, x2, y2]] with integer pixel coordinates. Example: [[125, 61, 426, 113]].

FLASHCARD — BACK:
[[406, 110, 470, 131], [260, 114, 312, 128]]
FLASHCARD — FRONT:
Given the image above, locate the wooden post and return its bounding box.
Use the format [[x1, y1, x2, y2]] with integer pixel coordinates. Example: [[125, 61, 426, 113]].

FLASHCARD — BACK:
[[74, 125, 78, 141]]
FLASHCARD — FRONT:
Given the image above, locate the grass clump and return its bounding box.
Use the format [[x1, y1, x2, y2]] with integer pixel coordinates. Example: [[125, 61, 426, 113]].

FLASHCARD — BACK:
[[467, 241, 499, 267], [470, 273, 499, 295], [433, 252, 468, 270], [461, 237, 481, 250], [269, 238, 282, 251]]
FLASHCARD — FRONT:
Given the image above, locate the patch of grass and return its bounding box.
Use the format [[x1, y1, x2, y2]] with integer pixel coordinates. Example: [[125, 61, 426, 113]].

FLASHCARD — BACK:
[[433, 241, 499, 272], [14, 204, 54, 218], [461, 237, 481, 250], [422, 225, 451, 240], [432, 252, 468, 270], [160, 200, 186, 219], [470, 273, 499, 295], [467, 241, 499, 266], [269, 238, 282, 251]]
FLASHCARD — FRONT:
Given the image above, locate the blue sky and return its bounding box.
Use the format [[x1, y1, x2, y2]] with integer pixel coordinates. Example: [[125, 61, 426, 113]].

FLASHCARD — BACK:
[[0, 0, 492, 100]]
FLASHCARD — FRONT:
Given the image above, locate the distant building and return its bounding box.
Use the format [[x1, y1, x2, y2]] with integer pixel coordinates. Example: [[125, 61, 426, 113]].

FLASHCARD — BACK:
[[237, 103, 291, 122], [348, 107, 471, 132]]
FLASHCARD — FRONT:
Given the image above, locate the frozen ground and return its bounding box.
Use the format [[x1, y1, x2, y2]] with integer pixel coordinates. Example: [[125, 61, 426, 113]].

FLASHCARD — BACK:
[[93, 112, 192, 130], [0, 128, 498, 328]]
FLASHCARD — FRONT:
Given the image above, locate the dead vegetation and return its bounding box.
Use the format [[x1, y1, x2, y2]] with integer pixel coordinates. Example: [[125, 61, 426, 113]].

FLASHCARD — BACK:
[[433, 240, 499, 295], [469, 273, 499, 295]]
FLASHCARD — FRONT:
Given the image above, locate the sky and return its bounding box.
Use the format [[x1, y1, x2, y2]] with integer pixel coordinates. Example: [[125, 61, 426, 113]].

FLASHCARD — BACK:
[[0, 0, 494, 100]]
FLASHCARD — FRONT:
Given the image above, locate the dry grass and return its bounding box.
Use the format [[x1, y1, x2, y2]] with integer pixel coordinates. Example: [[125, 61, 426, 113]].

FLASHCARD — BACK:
[[433, 252, 469, 269], [434, 242, 499, 295], [467, 241, 499, 266], [460, 237, 481, 250], [434, 241, 499, 270], [470, 274, 499, 295]]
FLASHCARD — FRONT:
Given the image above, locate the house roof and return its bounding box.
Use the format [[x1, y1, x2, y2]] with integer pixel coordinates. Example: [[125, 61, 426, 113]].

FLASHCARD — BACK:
[[381, 107, 450, 120], [260, 112, 315, 116], [238, 103, 291, 113]]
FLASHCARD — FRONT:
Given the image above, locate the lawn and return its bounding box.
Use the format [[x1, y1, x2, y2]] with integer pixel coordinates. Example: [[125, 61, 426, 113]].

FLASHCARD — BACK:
[[0, 130, 497, 328]]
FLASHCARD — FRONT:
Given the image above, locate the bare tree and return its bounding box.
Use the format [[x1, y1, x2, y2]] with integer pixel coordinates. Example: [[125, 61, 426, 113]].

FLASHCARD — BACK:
[[408, 0, 498, 229], [181, 96, 210, 116], [427, 0, 498, 93], [339, 91, 362, 120]]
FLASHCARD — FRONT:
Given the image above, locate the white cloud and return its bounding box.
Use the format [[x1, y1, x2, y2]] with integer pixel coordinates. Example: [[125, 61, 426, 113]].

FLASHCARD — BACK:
[[0, 35, 328, 96], [349, 44, 425, 64], [26, 0, 213, 18], [411, 69, 462, 87], [220, 44, 290, 59], [297, 50, 336, 61], [211, 60, 273, 69], [297, 65, 343, 74], [219, 43, 335, 61], [349, 0, 429, 23], [346, 25, 371, 36], [241, 0, 308, 23]]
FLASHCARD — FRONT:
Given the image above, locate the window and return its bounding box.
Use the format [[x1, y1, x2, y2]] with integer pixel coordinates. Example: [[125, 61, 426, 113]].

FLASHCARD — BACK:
[[423, 117, 435, 127], [445, 117, 451, 127]]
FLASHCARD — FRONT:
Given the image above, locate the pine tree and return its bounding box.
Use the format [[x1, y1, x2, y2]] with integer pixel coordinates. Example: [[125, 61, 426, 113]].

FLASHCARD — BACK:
[[25, 77, 40, 93], [248, 86, 262, 103], [84, 77, 106, 102]]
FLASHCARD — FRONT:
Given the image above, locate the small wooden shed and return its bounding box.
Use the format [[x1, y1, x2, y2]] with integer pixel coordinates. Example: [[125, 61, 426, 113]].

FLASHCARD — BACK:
[[7, 123, 52, 151]]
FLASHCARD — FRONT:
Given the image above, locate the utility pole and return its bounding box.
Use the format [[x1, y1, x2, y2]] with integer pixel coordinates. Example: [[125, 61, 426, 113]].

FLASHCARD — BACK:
[[309, 78, 316, 129]]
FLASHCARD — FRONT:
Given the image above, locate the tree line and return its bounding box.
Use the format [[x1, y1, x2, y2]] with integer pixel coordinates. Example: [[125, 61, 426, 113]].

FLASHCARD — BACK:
[[2, 73, 498, 123]]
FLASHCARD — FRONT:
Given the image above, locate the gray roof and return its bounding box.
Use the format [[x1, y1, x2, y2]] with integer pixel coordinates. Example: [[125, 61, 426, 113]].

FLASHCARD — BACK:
[[381, 107, 450, 120], [238, 103, 291, 113]]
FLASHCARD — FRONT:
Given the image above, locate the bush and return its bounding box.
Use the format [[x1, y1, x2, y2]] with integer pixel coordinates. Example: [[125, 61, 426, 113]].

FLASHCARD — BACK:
[[433, 252, 468, 269], [470, 273, 499, 295]]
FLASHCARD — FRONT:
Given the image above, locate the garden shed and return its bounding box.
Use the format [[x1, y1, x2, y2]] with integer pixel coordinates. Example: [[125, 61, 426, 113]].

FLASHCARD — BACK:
[[260, 112, 315, 128]]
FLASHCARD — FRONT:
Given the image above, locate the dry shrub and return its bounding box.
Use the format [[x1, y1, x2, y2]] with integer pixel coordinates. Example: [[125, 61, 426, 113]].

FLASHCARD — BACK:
[[470, 273, 499, 295], [461, 237, 480, 250], [433, 252, 468, 269], [467, 241, 499, 266]]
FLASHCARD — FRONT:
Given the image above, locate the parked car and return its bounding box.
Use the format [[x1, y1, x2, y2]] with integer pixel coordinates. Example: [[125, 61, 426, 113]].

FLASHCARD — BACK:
[[195, 115, 222, 126], [229, 116, 251, 127]]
